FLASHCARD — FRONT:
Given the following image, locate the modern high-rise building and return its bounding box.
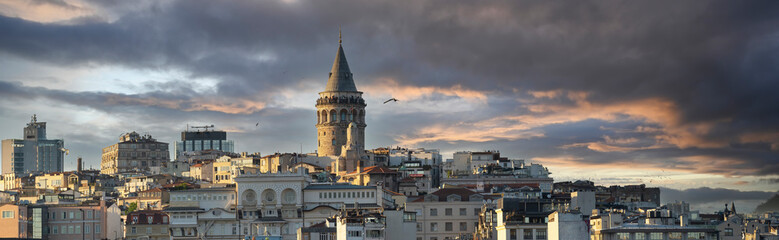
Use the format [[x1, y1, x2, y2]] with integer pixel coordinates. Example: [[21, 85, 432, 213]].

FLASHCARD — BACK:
[[1, 115, 65, 175], [101, 132, 169, 175], [173, 125, 234, 160], [315, 33, 366, 156]]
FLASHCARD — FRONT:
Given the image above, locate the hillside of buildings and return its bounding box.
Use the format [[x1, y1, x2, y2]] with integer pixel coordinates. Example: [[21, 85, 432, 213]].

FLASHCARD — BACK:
[[756, 194, 779, 214]]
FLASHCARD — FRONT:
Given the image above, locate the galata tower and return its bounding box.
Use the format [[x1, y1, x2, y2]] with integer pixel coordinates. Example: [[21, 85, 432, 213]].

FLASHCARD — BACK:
[[315, 32, 366, 156]]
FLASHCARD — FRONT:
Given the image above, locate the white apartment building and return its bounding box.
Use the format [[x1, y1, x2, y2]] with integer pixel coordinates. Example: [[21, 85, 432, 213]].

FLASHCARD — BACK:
[[335, 209, 417, 240], [165, 187, 238, 239], [407, 187, 491, 240]]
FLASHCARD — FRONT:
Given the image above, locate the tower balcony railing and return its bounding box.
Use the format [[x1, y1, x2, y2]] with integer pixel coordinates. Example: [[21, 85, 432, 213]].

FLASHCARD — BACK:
[[316, 96, 366, 105]]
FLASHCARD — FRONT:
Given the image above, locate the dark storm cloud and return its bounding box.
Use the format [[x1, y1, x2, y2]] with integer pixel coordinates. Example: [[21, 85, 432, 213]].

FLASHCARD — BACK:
[[1, 0, 778, 178]]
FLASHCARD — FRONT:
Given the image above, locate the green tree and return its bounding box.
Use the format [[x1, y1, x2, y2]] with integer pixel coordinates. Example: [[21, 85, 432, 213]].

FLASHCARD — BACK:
[[125, 202, 137, 215]]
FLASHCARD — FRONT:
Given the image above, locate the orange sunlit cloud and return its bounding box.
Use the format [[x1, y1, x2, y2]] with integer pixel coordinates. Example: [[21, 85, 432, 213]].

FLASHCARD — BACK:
[[361, 78, 488, 103]]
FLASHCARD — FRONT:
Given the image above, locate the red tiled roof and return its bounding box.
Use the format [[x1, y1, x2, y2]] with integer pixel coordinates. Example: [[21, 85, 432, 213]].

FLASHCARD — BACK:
[[345, 166, 398, 175], [191, 163, 203, 168], [384, 189, 403, 196], [456, 183, 539, 190], [399, 177, 416, 183], [411, 187, 481, 202], [138, 188, 164, 193]]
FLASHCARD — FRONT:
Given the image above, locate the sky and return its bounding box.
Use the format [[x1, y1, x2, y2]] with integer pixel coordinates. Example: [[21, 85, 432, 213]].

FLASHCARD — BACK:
[[0, 0, 777, 213]]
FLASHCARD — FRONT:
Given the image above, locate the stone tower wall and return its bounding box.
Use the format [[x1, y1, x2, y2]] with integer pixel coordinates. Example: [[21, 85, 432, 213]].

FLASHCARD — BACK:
[[315, 92, 366, 156]]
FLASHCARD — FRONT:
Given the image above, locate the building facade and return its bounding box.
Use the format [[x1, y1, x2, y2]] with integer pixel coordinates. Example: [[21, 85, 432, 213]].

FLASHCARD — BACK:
[[46, 200, 124, 240], [407, 187, 488, 240], [100, 132, 170, 175], [174, 126, 235, 160], [2, 115, 65, 175], [0, 203, 29, 238], [125, 210, 170, 240]]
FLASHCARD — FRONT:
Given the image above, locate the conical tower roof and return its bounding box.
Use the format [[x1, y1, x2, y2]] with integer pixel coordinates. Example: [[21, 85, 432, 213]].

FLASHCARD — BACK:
[[324, 32, 358, 92]]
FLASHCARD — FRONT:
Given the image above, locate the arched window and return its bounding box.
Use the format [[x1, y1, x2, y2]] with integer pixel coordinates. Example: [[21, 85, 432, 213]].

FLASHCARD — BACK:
[[330, 110, 337, 123], [359, 110, 365, 123], [321, 110, 328, 123], [317, 112, 320, 123], [340, 110, 347, 121], [262, 189, 276, 203], [351, 109, 357, 122], [282, 189, 296, 204], [242, 190, 257, 207]]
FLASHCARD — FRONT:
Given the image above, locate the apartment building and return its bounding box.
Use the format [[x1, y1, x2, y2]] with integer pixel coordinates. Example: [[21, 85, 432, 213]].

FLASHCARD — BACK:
[[407, 187, 490, 240]]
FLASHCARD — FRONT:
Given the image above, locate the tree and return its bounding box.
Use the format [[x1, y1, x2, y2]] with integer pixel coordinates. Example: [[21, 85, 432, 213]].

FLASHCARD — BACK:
[[125, 202, 137, 215]]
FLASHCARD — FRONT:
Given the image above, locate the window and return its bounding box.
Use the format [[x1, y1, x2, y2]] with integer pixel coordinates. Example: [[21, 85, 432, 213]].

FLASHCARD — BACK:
[[1, 211, 13, 218], [460, 208, 467, 216], [52, 226, 58, 234], [430, 222, 438, 232], [445, 208, 452, 216], [724, 228, 734, 236], [460, 222, 467, 231], [417, 223, 423, 232], [348, 231, 361, 237], [524, 230, 533, 239], [85, 225, 90, 234], [62, 225, 68, 234], [635, 233, 646, 240], [69, 226, 74, 235], [510, 229, 517, 240], [536, 230, 546, 240], [147, 227, 152, 234], [162, 216, 168, 223], [75, 225, 81, 234], [148, 216, 153, 223], [474, 208, 480, 216], [669, 232, 682, 240], [445, 222, 453, 231], [430, 208, 437, 216], [131, 227, 137, 234], [69, 211, 74, 219], [649, 232, 663, 240], [687, 232, 704, 240], [95, 224, 101, 233], [617, 233, 629, 240]]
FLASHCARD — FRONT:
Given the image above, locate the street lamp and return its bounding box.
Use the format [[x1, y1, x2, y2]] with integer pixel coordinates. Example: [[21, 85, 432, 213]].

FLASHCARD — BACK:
[[78, 209, 85, 240]]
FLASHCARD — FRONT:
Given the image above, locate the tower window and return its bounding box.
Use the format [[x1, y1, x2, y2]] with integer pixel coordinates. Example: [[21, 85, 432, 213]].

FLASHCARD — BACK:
[[332, 139, 336, 145]]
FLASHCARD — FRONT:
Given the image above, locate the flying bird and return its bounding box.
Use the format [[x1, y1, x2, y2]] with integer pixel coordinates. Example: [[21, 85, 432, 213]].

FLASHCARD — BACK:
[[383, 98, 398, 104], [256, 122, 260, 127]]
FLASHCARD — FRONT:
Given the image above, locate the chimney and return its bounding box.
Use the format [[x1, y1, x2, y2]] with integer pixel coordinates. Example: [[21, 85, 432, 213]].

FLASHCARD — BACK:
[[77, 157, 83, 172]]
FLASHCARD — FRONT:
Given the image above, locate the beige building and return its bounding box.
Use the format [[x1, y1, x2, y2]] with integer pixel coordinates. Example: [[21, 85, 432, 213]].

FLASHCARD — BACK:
[[101, 132, 170, 175], [212, 156, 233, 184], [137, 188, 170, 210], [35, 171, 68, 190], [189, 162, 213, 182], [0, 204, 29, 238]]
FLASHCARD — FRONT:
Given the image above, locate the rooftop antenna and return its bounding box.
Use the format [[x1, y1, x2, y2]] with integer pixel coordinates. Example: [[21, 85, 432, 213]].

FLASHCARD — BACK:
[[339, 26, 342, 44]]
